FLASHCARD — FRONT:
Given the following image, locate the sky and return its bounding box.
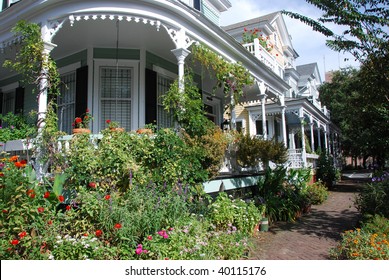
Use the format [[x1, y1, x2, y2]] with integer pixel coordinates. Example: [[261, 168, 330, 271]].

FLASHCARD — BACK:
[[219, 0, 360, 81]]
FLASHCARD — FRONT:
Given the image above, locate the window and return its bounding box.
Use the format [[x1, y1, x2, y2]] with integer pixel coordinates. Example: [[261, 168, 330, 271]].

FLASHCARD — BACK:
[[255, 120, 268, 136], [2, 91, 15, 115], [157, 74, 174, 128], [100, 67, 132, 130], [58, 72, 76, 134], [203, 94, 220, 125], [274, 118, 281, 140], [236, 120, 243, 133]]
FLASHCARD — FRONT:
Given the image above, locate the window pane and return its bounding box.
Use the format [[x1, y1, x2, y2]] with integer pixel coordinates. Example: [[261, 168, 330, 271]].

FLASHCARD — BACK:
[[157, 74, 173, 128], [100, 67, 132, 130], [58, 72, 76, 134]]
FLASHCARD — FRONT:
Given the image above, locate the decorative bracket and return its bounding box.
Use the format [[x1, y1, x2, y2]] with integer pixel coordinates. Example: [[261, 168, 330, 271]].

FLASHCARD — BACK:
[[164, 27, 195, 49]]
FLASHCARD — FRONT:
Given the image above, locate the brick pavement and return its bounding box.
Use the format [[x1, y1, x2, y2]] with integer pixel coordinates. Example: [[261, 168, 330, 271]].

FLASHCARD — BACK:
[[249, 179, 364, 260]]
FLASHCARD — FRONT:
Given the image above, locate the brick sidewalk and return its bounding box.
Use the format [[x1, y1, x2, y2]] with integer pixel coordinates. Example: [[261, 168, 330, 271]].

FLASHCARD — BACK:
[[249, 179, 363, 260]]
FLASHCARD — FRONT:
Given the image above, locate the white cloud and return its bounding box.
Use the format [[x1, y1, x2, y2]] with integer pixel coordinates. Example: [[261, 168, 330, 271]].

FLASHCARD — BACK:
[[220, 0, 359, 80]]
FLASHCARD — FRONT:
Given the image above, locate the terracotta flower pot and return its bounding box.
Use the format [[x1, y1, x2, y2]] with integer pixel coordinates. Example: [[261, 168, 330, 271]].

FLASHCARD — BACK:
[[73, 128, 91, 134], [136, 128, 153, 135], [110, 127, 125, 132]]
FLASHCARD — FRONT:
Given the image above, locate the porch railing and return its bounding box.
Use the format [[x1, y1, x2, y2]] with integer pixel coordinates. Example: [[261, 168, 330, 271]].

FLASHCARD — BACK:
[[287, 148, 304, 169]]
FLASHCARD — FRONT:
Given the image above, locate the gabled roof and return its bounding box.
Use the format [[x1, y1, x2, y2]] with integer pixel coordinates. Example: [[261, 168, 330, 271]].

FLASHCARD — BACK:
[[222, 11, 279, 31], [296, 63, 321, 85]]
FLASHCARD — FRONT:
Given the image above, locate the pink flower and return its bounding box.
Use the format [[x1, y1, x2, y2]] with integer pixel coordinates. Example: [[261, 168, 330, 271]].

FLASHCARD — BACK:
[[135, 247, 143, 255], [37, 207, 44, 213], [163, 233, 169, 239]]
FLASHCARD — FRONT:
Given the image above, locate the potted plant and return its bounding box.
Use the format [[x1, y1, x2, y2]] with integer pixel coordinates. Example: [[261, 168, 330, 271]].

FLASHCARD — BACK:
[[72, 109, 92, 134], [106, 119, 124, 132]]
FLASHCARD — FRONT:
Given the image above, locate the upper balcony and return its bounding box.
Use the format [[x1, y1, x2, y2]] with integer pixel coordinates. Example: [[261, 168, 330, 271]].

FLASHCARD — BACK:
[[243, 38, 284, 78]]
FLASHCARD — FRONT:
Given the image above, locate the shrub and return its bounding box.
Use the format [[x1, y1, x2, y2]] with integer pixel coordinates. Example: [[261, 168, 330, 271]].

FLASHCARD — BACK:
[[316, 152, 338, 188], [305, 181, 329, 205], [355, 177, 389, 218], [0, 112, 37, 142], [236, 134, 288, 169]]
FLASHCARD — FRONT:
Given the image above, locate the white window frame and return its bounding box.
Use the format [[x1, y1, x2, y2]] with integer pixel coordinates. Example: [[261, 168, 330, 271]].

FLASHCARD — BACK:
[[202, 93, 221, 125], [93, 59, 139, 132]]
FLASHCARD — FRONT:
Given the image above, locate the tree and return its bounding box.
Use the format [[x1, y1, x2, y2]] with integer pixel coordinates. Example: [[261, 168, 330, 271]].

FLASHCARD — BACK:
[[319, 66, 389, 167], [283, 0, 389, 64]]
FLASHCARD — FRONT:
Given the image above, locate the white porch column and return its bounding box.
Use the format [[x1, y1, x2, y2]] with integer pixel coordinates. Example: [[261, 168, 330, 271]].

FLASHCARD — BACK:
[[171, 48, 191, 93], [299, 109, 307, 167], [258, 81, 268, 140], [317, 122, 322, 151], [309, 119, 315, 153], [289, 129, 296, 149], [324, 126, 329, 152], [281, 106, 287, 147], [37, 41, 56, 133]]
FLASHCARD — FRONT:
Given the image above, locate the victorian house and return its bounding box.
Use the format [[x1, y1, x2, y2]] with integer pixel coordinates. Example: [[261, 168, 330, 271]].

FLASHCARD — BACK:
[[0, 1, 339, 192]]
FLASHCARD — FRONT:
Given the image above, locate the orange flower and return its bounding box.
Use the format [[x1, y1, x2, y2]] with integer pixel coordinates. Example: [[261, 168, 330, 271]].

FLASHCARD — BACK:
[[9, 156, 18, 162]]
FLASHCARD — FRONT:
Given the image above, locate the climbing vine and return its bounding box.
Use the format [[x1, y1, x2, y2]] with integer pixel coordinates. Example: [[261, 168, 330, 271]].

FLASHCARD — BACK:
[[3, 20, 60, 98], [191, 43, 254, 109]]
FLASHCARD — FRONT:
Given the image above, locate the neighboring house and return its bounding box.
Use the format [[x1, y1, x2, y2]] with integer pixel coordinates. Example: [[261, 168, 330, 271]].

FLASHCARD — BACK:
[[223, 12, 341, 170]]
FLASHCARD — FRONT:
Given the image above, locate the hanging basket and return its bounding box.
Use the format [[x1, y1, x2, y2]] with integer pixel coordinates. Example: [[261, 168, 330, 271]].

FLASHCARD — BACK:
[[73, 128, 91, 134]]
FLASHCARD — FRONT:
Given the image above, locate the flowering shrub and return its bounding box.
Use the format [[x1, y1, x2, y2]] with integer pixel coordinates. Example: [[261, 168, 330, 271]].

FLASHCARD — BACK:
[[330, 215, 389, 260], [208, 192, 262, 235], [140, 217, 250, 260]]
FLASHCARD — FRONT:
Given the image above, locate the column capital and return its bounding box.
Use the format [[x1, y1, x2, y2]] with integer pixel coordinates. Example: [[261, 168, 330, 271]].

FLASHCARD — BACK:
[[171, 47, 191, 63]]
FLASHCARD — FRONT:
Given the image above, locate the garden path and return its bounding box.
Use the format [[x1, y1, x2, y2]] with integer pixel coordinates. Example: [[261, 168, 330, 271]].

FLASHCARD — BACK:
[[250, 177, 365, 260]]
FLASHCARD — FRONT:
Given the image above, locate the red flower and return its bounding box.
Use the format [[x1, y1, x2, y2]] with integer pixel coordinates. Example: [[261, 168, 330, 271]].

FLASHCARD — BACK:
[[104, 195, 111, 200], [86, 108, 90, 113], [147, 235, 152, 240], [95, 230, 103, 237], [88, 182, 96, 188], [0, 172, 4, 177], [43, 191, 50, 199], [37, 207, 44, 213], [2, 209, 8, 213], [83, 233, 88, 237], [75, 117, 82, 123], [47, 220, 53, 225], [18, 231, 27, 239], [15, 161, 26, 168], [114, 223, 122, 229], [20, 159, 27, 165], [11, 239, 19, 245], [106, 119, 111, 124], [58, 195, 65, 202], [66, 205, 71, 211]]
